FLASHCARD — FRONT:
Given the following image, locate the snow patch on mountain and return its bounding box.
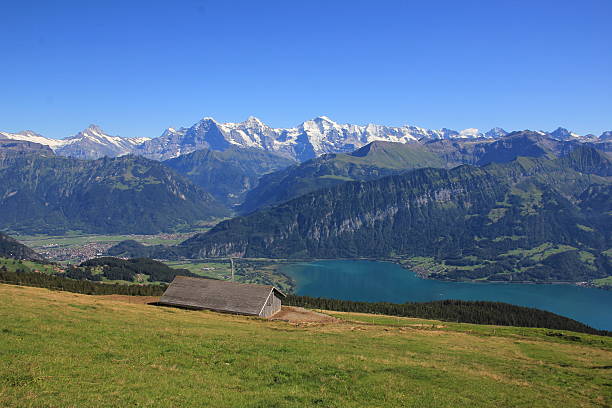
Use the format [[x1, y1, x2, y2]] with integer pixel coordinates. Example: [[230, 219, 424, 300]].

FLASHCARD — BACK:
[[0, 130, 67, 148]]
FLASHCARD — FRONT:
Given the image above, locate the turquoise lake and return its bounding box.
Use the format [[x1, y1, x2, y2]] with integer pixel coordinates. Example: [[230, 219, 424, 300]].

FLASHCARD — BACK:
[[281, 260, 612, 330]]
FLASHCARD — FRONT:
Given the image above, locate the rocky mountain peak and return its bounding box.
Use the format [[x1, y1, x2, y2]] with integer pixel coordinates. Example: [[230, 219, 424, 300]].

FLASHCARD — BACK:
[[485, 127, 508, 138], [549, 127, 580, 140], [244, 116, 265, 126]]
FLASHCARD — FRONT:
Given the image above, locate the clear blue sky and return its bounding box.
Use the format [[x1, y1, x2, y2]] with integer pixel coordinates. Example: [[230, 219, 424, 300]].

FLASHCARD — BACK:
[[1, 0, 610, 138]]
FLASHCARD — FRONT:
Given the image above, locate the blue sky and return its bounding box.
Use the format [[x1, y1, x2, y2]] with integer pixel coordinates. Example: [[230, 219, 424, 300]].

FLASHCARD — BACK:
[[1, 0, 610, 138]]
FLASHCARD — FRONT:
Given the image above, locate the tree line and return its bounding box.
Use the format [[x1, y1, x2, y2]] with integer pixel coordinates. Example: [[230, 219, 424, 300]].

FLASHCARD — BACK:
[[284, 295, 611, 337], [0, 268, 166, 296]]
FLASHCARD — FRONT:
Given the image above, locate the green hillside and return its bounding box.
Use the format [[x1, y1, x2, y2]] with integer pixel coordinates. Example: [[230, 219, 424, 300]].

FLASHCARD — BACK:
[[0, 284, 610, 407], [0, 153, 228, 234]]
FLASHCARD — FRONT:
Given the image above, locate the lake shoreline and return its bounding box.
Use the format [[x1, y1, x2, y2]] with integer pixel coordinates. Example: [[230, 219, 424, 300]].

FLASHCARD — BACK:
[[272, 257, 610, 290], [280, 260, 612, 330]]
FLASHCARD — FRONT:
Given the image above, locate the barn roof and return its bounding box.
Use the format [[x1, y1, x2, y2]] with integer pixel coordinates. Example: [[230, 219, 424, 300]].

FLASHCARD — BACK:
[[158, 276, 286, 316]]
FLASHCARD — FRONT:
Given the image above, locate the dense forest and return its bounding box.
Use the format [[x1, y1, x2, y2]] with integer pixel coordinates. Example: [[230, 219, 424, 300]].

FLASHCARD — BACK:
[[79, 257, 199, 283]]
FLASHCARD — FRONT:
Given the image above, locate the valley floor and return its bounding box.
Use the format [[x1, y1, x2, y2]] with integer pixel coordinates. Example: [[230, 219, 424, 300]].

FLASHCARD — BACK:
[[0, 285, 611, 407]]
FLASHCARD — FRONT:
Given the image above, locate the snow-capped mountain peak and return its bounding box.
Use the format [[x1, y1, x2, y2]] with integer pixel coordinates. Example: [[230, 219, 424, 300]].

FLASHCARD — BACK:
[[69, 125, 111, 141], [301, 116, 341, 132], [85, 124, 104, 134], [54, 125, 151, 158], [484, 127, 508, 138], [549, 127, 581, 140], [243, 116, 265, 126], [161, 127, 187, 137], [314, 115, 334, 122]]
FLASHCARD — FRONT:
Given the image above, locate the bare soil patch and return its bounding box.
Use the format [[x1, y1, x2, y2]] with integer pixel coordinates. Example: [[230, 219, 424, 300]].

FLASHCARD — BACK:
[[271, 306, 339, 323]]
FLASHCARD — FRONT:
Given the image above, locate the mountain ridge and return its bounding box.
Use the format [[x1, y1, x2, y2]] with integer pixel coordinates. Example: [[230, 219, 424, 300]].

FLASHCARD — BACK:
[[3, 117, 610, 161], [239, 131, 601, 212]]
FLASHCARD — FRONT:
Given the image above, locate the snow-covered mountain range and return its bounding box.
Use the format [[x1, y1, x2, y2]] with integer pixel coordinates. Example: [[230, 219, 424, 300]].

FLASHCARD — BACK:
[[0, 125, 150, 159], [1, 117, 609, 161]]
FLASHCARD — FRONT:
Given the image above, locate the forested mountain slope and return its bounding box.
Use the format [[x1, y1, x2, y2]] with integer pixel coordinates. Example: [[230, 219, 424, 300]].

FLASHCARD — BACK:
[[156, 147, 612, 282], [0, 153, 228, 234]]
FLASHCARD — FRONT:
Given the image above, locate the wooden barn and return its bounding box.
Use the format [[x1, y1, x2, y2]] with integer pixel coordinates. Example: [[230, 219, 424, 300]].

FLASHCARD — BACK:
[[158, 276, 286, 317]]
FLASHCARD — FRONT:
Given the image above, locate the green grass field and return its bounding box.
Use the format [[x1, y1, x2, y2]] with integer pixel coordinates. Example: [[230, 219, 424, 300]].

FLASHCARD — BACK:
[[0, 257, 61, 275], [0, 284, 610, 407]]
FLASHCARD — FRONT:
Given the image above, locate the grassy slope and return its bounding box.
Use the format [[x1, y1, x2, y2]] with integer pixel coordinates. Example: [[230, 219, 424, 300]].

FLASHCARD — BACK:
[[1, 285, 611, 407], [0, 257, 59, 275]]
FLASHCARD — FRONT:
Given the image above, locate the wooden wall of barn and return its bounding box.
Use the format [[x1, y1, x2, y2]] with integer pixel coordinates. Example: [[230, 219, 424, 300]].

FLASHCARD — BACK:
[[260, 291, 282, 317]]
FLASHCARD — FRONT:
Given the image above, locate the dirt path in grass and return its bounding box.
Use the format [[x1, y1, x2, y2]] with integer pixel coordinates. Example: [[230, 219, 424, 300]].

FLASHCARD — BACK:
[[271, 306, 339, 323]]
